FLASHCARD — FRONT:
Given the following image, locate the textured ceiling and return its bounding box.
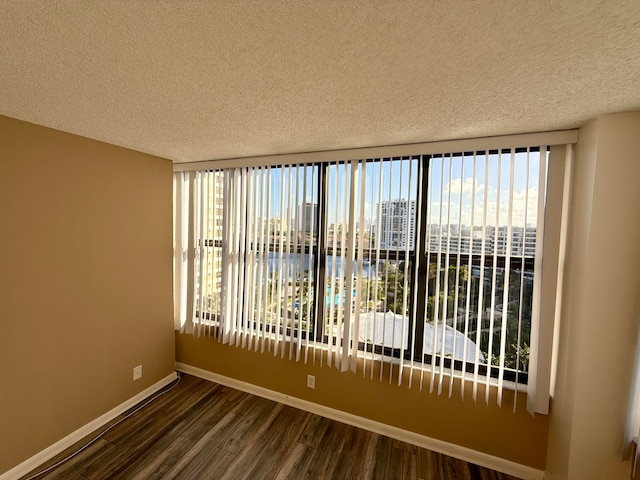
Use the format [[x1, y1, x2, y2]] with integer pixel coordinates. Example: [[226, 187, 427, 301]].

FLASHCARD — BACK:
[[1, 1, 639, 163]]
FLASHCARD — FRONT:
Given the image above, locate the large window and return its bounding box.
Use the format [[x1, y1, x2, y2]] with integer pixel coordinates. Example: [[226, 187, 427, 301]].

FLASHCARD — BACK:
[[174, 135, 572, 413]]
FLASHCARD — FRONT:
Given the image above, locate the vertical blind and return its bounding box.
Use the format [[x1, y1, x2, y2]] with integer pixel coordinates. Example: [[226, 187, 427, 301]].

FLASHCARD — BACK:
[[220, 165, 320, 361], [174, 142, 568, 413]]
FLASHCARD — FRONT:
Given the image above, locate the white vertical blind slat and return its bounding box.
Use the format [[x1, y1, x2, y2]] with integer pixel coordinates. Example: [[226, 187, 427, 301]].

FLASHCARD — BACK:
[[241, 169, 250, 349], [292, 165, 302, 361], [326, 164, 338, 368], [460, 153, 477, 399], [231, 170, 242, 346], [221, 171, 231, 343], [408, 157, 424, 389], [314, 165, 322, 363], [174, 172, 184, 330], [389, 160, 403, 384], [485, 153, 502, 405], [235, 170, 246, 347], [351, 161, 367, 373], [193, 173, 200, 334], [173, 172, 188, 331], [398, 158, 414, 386], [438, 154, 453, 395], [513, 150, 531, 411], [527, 147, 549, 414], [211, 172, 219, 339], [274, 167, 286, 356], [449, 155, 465, 398], [245, 168, 253, 347], [283, 165, 295, 359], [497, 153, 516, 406], [420, 158, 434, 392], [254, 168, 265, 351], [205, 172, 213, 337], [227, 171, 236, 344], [236, 169, 243, 343], [192, 173, 200, 335], [430, 156, 445, 394], [306, 165, 317, 364], [298, 165, 307, 361], [202, 172, 210, 337], [371, 158, 384, 380], [473, 156, 489, 403], [251, 168, 261, 349], [183, 171, 197, 335], [265, 167, 274, 354], [262, 167, 271, 351], [343, 160, 358, 371], [534, 145, 566, 415], [393, 160, 413, 386], [382, 160, 394, 382], [336, 161, 349, 370], [227, 171, 235, 344], [362, 161, 374, 378], [297, 166, 307, 363], [550, 145, 573, 398], [197, 172, 206, 337]]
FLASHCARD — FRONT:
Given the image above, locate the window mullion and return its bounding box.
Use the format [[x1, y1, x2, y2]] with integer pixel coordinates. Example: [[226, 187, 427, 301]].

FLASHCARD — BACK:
[[407, 156, 426, 385], [313, 163, 328, 349]]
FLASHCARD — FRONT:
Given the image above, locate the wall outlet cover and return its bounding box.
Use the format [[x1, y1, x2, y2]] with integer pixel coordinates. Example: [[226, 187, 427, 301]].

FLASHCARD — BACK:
[[306, 374, 315, 389]]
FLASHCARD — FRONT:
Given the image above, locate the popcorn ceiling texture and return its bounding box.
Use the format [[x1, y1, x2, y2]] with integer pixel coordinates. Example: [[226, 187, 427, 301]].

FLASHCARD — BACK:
[[0, 1, 639, 163]]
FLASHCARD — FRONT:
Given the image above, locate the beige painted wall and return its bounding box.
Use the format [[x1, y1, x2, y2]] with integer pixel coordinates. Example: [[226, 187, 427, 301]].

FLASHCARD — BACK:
[[176, 332, 550, 469], [0, 116, 175, 474], [545, 112, 640, 479]]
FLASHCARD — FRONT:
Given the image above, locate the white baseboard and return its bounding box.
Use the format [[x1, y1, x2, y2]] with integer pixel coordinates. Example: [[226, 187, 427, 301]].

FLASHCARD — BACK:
[[0, 372, 178, 480], [176, 362, 544, 480]]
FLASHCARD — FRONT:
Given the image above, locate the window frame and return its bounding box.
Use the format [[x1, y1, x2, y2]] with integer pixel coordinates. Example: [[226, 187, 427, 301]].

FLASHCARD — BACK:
[[174, 131, 576, 414]]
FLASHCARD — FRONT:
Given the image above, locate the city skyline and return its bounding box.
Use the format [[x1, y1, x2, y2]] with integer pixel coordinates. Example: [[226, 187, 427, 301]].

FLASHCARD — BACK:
[[215, 150, 547, 236]]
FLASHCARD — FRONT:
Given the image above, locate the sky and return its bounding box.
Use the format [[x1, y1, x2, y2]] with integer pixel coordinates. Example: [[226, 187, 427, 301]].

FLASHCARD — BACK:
[[230, 149, 547, 230], [428, 150, 545, 228]]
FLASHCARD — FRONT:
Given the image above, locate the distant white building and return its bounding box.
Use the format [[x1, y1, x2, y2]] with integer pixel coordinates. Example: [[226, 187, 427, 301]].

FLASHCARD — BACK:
[[298, 203, 317, 233], [378, 199, 416, 250], [428, 224, 537, 257], [343, 311, 485, 362], [196, 171, 224, 314]]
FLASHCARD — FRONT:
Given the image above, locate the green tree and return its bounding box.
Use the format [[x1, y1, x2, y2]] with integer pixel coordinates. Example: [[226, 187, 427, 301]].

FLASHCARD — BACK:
[[377, 260, 410, 315]]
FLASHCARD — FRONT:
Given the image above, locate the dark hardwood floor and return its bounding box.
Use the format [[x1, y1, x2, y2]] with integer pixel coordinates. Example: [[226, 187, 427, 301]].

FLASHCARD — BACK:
[[22, 374, 522, 480]]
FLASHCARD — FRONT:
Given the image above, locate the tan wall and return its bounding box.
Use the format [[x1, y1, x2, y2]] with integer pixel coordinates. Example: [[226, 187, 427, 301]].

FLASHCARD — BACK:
[[176, 332, 550, 468], [545, 119, 599, 479], [0, 116, 175, 474], [545, 112, 640, 479]]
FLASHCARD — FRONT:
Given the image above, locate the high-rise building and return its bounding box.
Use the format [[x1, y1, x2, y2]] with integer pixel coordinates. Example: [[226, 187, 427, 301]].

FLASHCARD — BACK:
[[378, 199, 416, 250], [199, 171, 225, 315], [298, 203, 317, 233]]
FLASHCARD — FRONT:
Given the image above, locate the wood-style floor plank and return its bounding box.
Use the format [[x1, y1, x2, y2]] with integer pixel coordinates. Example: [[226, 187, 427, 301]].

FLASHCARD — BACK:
[[21, 374, 523, 480], [298, 413, 330, 448]]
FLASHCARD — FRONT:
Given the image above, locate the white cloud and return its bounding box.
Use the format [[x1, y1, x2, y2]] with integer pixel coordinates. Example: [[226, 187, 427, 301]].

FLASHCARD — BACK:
[[443, 177, 485, 196], [432, 178, 540, 227]]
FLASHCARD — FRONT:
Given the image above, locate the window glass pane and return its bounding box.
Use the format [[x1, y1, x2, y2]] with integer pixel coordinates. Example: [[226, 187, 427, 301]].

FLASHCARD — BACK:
[[256, 165, 319, 337], [195, 170, 224, 323], [184, 147, 548, 383], [421, 150, 545, 378], [325, 158, 419, 351]]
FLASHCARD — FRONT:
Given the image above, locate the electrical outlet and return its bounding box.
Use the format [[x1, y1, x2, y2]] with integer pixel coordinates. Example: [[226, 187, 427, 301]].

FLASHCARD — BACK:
[[306, 374, 315, 389], [133, 365, 143, 381]]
